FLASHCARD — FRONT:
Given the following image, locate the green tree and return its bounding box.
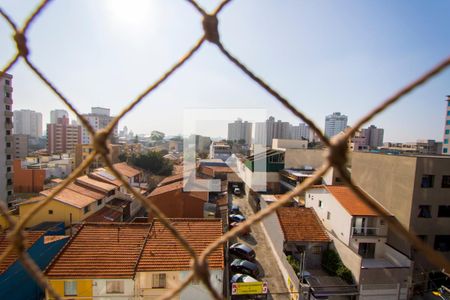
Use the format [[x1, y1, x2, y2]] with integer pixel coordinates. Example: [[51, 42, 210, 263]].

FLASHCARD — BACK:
[[129, 152, 173, 176]]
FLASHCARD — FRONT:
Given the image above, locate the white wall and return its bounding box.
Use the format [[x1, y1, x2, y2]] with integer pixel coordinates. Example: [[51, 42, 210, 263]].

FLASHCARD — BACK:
[[305, 188, 353, 245], [179, 269, 223, 300], [272, 139, 308, 150], [93, 279, 135, 300]]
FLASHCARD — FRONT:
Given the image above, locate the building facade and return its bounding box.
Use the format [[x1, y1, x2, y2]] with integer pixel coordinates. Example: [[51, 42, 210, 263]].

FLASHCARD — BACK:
[[47, 116, 81, 154], [50, 109, 69, 124], [1, 73, 14, 206], [324, 112, 348, 138], [351, 152, 450, 277], [227, 118, 252, 145], [254, 116, 291, 147], [290, 123, 311, 141], [209, 142, 232, 161], [79, 107, 117, 145], [361, 125, 384, 148], [12, 134, 28, 159], [443, 95, 450, 155], [13, 109, 42, 137]]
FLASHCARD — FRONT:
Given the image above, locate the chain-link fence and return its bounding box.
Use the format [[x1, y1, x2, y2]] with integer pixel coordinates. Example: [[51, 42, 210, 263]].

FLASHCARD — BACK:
[[1, 0, 450, 299]]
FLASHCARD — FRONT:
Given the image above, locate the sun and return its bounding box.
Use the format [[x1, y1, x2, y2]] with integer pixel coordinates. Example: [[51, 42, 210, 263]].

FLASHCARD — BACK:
[[105, 0, 156, 27]]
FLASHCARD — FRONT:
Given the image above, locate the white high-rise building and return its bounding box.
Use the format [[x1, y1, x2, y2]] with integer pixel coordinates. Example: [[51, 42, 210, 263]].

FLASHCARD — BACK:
[[227, 118, 252, 145], [361, 125, 384, 148], [1, 73, 14, 206], [50, 109, 69, 124], [254, 116, 290, 147], [13, 109, 43, 137], [443, 95, 450, 155], [79, 107, 118, 144], [324, 112, 348, 138]]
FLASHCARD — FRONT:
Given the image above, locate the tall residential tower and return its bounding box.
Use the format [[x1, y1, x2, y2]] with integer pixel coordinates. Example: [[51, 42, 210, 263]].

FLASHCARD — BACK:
[[1, 73, 14, 206], [227, 118, 252, 145], [443, 95, 450, 155], [13, 109, 43, 137], [324, 112, 348, 138]]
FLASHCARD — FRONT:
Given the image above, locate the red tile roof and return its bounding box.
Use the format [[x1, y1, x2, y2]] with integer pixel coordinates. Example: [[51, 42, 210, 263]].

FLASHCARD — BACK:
[[84, 207, 123, 223], [325, 186, 381, 217], [158, 173, 185, 186], [150, 181, 184, 197], [45, 220, 224, 278], [40, 188, 97, 209], [112, 162, 141, 178], [66, 182, 105, 200], [45, 223, 150, 279], [0, 231, 44, 274], [137, 219, 223, 271], [76, 175, 117, 192], [277, 207, 330, 243]]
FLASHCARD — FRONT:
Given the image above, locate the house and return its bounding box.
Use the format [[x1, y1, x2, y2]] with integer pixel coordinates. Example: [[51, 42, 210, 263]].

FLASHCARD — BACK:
[[277, 207, 331, 269], [0, 222, 68, 300], [45, 219, 224, 300], [18, 176, 118, 227], [306, 185, 412, 299]]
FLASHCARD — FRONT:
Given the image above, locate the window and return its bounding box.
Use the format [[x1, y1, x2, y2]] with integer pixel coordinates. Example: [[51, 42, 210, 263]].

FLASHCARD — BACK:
[[445, 139, 449, 144], [48, 210, 53, 215], [445, 148, 449, 154], [446, 129, 450, 135], [318, 200, 323, 208], [6, 130, 10, 135], [5, 79, 10, 85], [64, 281, 77, 296], [7, 179, 12, 185], [312, 246, 322, 254], [152, 273, 166, 288], [5, 105, 10, 110], [106, 281, 124, 294], [447, 120, 450, 125], [327, 211, 331, 220], [442, 176, 450, 188], [6, 167, 11, 172], [438, 206, 450, 218], [97, 199, 103, 206], [83, 206, 90, 214], [6, 142, 10, 148], [6, 155, 11, 160], [448, 111, 450, 116], [421, 175, 434, 188], [418, 205, 432, 218], [434, 235, 450, 252], [7, 191, 12, 196]]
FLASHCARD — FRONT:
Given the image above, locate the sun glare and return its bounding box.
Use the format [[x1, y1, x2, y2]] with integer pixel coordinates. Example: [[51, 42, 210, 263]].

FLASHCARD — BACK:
[[105, 0, 156, 27]]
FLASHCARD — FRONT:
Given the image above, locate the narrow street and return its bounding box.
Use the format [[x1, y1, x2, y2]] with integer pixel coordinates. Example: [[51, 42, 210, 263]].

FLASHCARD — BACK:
[[231, 193, 289, 300]]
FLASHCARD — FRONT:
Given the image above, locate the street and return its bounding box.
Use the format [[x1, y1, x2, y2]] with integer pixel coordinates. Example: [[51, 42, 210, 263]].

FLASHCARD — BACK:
[[231, 193, 290, 300]]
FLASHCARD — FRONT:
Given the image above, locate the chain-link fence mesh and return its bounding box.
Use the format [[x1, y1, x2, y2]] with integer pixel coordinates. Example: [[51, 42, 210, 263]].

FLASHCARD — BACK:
[[1, 0, 450, 299]]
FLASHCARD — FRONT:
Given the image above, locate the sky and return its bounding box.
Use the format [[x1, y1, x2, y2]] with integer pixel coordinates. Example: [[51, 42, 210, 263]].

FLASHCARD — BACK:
[[0, 0, 449, 142]]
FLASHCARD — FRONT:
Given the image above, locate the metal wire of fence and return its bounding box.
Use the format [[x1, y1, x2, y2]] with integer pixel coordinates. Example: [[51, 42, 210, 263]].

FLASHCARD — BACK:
[[1, 0, 450, 299]]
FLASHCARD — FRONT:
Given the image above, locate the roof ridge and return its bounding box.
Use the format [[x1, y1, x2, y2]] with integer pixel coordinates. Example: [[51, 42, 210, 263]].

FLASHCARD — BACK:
[[132, 221, 154, 279]]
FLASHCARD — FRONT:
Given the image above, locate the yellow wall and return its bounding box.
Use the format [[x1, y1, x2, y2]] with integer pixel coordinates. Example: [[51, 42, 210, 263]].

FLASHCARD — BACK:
[[0, 213, 18, 230], [47, 279, 93, 300], [19, 199, 96, 228], [136, 271, 180, 299]]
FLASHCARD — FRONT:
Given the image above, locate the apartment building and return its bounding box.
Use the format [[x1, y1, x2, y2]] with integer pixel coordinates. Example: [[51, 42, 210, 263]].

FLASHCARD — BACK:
[[209, 141, 231, 161], [50, 109, 68, 124], [324, 112, 348, 138], [228, 118, 252, 145], [79, 107, 118, 144], [12, 133, 28, 159], [306, 186, 412, 299], [442, 95, 450, 155], [351, 152, 450, 273], [361, 125, 384, 148], [254, 116, 291, 147], [47, 115, 81, 154], [75, 143, 120, 173], [1, 73, 14, 206], [13, 109, 42, 137], [45, 220, 224, 300], [290, 122, 311, 141]]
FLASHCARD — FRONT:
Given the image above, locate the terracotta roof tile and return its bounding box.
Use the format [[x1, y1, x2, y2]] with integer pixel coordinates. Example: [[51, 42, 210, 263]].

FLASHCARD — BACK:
[[150, 181, 184, 197], [277, 207, 330, 243], [76, 175, 117, 192], [40, 188, 97, 209], [137, 219, 223, 272], [325, 186, 381, 217], [158, 173, 185, 186], [112, 162, 141, 178], [66, 182, 106, 200], [84, 207, 123, 223], [0, 231, 44, 274], [45, 223, 150, 279]]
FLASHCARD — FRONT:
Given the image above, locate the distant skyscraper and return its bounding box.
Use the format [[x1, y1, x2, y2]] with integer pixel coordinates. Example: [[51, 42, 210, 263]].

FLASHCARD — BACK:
[[1, 73, 14, 206], [79, 107, 117, 144], [13, 109, 43, 137], [50, 109, 69, 124], [47, 115, 81, 154], [443, 96, 450, 155], [361, 125, 384, 148], [254, 116, 290, 146], [290, 123, 311, 141], [227, 118, 252, 145], [324, 112, 348, 138]]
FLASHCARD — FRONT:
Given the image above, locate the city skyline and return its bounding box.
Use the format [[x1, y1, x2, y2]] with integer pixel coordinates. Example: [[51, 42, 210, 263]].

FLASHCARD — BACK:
[[1, 0, 449, 142]]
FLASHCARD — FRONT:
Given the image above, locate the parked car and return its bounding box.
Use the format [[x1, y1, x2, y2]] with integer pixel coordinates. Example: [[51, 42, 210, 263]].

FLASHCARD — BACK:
[[229, 221, 251, 235], [230, 273, 259, 284], [229, 214, 246, 223], [229, 243, 256, 261], [230, 259, 259, 277], [230, 204, 240, 214], [233, 187, 241, 196]]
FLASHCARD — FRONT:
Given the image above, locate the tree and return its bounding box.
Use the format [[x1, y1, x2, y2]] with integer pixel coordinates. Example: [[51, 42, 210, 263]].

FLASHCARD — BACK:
[[151, 130, 165, 141], [134, 134, 139, 143], [129, 152, 173, 176], [118, 153, 127, 162]]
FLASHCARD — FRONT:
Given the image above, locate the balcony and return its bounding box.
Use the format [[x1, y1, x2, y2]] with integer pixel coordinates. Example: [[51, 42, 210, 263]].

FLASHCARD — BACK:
[[352, 227, 384, 237], [5, 123, 13, 130], [4, 110, 13, 117]]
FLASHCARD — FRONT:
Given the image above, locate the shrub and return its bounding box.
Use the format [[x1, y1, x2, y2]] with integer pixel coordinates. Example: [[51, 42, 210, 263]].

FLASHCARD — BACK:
[[286, 255, 300, 275], [322, 249, 354, 284]]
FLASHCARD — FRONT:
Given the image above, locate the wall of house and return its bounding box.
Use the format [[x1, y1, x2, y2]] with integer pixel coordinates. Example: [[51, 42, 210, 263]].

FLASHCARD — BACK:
[[235, 158, 280, 192], [135, 271, 180, 299], [147, 190, 205, 221], [47, 279, 93, 299], [329, 233, 362, 284], [92, 279, 135, 300], [305, 188, 353, 245], [359, 283, 408, 300], [179, 269, 223, 300], [13, 159, 46, 193], [0, 234, 68, 300]]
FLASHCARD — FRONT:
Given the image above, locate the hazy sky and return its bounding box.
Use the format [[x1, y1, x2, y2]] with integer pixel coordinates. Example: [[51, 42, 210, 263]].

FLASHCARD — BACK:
[[1, 0, 449, 141]]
